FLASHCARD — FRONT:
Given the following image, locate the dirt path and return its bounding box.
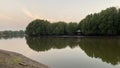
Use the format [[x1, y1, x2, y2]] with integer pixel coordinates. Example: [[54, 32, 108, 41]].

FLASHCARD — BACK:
[[0, 49, 49, 68]]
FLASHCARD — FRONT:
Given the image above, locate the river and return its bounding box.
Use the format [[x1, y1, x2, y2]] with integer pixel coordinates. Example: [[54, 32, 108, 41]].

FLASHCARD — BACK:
[[0, 36, 120, 68]]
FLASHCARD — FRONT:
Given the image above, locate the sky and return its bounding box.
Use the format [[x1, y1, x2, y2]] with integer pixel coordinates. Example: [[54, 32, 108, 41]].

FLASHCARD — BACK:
[[0, 0, 120, 30]]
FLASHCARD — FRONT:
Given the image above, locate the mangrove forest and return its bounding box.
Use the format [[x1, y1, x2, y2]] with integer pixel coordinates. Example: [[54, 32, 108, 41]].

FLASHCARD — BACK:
[[26, 7, 120, 36]]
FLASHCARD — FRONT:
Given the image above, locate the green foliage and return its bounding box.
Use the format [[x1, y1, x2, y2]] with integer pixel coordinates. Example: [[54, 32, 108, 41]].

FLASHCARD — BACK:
[[51, 22, 67, 35], [26, 19, 50, 36], [79, 7, 120, 35], [118, 9, 120, 34], [26, 7, 120, 36], [26, 19, 78, 36], [10, 57, 21, 64], [0, 30, 24, 37], [67, 22, 78, 35]]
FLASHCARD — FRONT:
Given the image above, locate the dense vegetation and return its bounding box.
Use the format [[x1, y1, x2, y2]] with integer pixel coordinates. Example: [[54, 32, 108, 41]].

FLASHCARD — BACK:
[[0, 30, 25, 37], [26, 20, 79, 36], [26, 7, 120, 36], [79, 7, 120, 35]]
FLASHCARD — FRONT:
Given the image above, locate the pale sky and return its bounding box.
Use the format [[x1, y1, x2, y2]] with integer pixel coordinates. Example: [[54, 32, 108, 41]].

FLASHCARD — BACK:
[[0, 0, 120, 30]]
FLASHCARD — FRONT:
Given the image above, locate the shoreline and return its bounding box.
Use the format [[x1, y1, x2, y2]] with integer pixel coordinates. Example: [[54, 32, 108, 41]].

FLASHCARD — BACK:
[[0, 49, 49, 68], [26, 35, 120, 38]]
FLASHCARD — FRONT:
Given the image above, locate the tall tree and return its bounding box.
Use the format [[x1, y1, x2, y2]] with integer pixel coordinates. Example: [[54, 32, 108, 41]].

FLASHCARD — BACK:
[[79, 7, 119, 35], [51, 22, 67, 35], [67, 22, 78, 35], [26, 19, 50, 36]]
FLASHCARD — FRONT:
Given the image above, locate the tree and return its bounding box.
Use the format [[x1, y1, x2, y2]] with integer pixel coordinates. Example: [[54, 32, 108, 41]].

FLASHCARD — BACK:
[[79, 7, 119, 35], [26, 19, 50, 36], [99, 7, 118, 35], [51, 21, 67, 35], [118, 9, 120, 34], [67, 22, 78, 35], [26, 7, 120, 36]]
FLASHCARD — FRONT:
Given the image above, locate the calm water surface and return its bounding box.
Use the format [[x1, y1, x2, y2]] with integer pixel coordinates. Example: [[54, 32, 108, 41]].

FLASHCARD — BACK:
[[0, 36, 120, 68]]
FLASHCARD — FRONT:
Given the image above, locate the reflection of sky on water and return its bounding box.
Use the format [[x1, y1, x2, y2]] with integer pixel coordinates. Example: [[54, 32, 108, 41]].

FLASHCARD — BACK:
[[0, 37, 120, 68], [0, 38, 34, 56]]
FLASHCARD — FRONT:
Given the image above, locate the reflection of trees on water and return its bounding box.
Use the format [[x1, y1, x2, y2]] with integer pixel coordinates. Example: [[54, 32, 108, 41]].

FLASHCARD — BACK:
[[79, 37, 120, 65], [26, 37, 120, 65], [26, 37, 79, 52]]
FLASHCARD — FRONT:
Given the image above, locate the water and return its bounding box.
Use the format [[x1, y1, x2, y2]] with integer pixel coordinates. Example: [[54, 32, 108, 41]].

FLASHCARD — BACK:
[[0, 36, 120, 68]]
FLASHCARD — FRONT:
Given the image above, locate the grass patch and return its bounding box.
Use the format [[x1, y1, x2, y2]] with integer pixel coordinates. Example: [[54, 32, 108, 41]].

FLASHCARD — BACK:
[[10, 57, 21, 64]]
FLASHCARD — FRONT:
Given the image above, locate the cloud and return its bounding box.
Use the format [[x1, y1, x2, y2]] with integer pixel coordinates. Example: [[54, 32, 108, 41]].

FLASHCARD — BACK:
[[22, 8, 40, 19], [21, 8, 57, 22]]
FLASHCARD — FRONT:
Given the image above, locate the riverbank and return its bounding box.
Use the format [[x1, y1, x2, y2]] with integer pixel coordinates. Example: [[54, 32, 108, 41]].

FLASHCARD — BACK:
[[26, 35, 120, 38], [0, 49, 49, 68]]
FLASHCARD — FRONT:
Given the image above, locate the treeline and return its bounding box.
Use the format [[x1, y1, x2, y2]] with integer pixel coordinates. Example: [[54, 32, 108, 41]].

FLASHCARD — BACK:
[[0, 30, 25, 37], [26, 20, 79, 36], [79, 7, 120, 35], [26, 7, 120, 36]]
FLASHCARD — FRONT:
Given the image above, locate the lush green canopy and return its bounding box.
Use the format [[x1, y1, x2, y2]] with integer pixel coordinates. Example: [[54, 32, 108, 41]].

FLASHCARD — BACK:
[[79, 7, 120, 35], [26, 7, 120, 36], [0, 30, 24, 36], [26, 19, 79, 36], [26, 19, 50, 36]]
